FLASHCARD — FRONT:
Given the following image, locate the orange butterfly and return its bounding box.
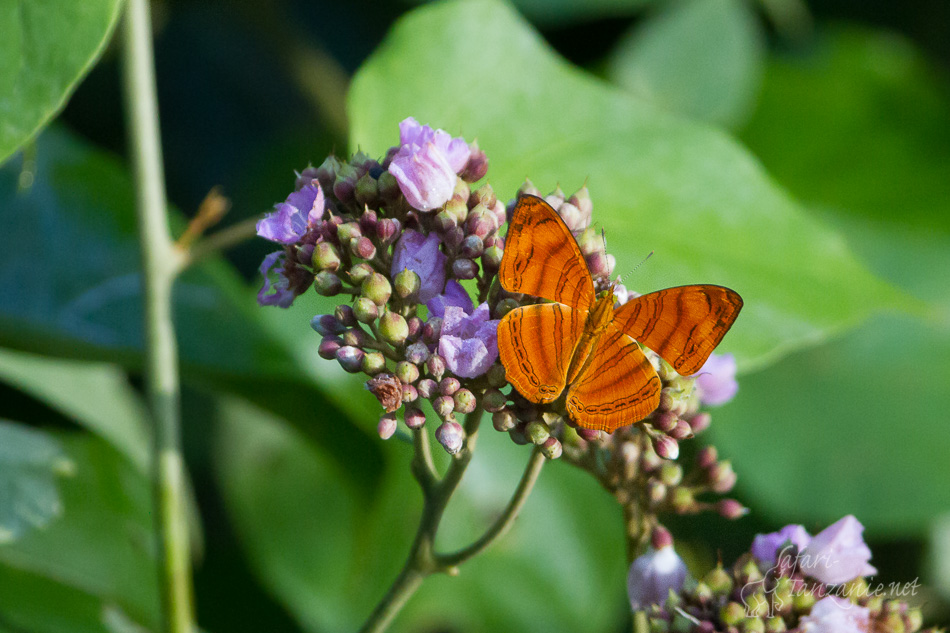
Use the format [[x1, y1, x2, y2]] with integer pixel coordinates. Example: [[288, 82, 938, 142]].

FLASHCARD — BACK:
[[497, 195, 743, 433]]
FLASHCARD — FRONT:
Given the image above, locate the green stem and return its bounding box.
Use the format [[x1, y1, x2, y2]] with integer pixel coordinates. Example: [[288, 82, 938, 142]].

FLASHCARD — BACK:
[[633, 610, 650, 633], [121, 2, 195, 632]]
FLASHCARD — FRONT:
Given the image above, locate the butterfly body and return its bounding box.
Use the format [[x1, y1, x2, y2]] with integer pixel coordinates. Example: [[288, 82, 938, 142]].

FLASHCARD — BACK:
[[498, 195, 742, 433]]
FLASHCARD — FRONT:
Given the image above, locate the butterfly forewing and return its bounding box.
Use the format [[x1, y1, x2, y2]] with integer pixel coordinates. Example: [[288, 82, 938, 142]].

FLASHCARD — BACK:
[[566, 324, 662, 432], [498, 303, 584, 404], [613, 285, 743, 376], [500, 195, 595, 312]]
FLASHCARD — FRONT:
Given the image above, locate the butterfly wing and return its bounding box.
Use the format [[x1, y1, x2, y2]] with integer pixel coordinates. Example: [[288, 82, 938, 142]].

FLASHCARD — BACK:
[[498, 303, 585, 404], [613, 285, 742, 376], [500, 195, 595, 311], [566, 324, 661, 432]]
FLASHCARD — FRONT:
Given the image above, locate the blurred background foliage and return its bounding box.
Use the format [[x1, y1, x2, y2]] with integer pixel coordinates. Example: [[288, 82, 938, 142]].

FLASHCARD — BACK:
[[1, 0, 948, 631]]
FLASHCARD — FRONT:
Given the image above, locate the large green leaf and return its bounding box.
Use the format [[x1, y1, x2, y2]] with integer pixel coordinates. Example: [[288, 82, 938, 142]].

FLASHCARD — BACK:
[[0, 420, 71, 543], [740, 27, 950, 234], [0, 127, 382, 492], [0, 434, 158, 631], [606, 0, 765, 128], [0, 0, 123, 165], [215, 395, 626, 633], [348, 0, 907, 370]]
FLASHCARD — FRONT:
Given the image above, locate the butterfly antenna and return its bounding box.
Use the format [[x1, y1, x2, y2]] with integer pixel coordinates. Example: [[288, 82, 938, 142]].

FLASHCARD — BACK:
[[620, 250, 654, 282]]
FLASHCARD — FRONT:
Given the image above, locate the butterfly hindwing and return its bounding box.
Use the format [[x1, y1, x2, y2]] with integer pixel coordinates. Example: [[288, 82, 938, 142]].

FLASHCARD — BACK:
[[566, 324, 661, 432], [500, 195, 595, 312], [498, 303, 584, 404], [613, 285, 743, 376]]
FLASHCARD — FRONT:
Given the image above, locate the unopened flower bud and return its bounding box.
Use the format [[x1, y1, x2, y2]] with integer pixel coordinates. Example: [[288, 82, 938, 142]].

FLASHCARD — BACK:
[[342, 328, 368, 348], [444, 227, 465, 250], [359, 208, 378, 234], [355, 173, 379, 206], [423, 318, 443, 344], [405, 342, 429, 365], [518, 179, 541, 198], [718, 499, 748, 520], [396, 361, 420, 385], [333, 164, 358, 202], [459, 234, 484, 259], [362, 273, 392, 306], [696, 446, 718, 469], [494, 298, 520, 319], [310, 314, 345, 336], [379, 311, 409, 346], [353, 297, 379, 323], [569, 185, 592, 220], [482, 388, 505, 412], [764, 617, 786, 633], [460, 142, 488, 182], [314, 271, 342, 296], [361, 351, 386, 375], [394, 268, 421, 300], [404, 406, 426, 429], [489, 408, 514, 432], [406, 316, 423, 342], [576, 427, 602, 442], [335, 346, 364, 373], [318, 336, 342, 360], [466, 204, 497, 239], [434, 210, 457, 233], [481, 245, 504, 274], [525, 420, 551, 445], [452, 179, 470, 203], [336, 222, 362, 245], [647, 481, 667, 505], [453, 388, 476, 414], [314, 155, 341, 191], [417, 378, 437, 399], [375, 218, 400, 245], [703, 565, 733, 596], [708, 460, 737, 493], [311, 242, 341, 271], [453, 258, 478, 279], [669, 420, 693, 440], [333, 305, 356, 327], [378, 413, 397, 440], [436, 421, 465, 455], [434, 395, 455, 421], [377, 171, 400, 201], [720, 602, 746, 627], [351, 236, 377, 260], [659, 388, 676, 412], [444, 197, 469, 224], [557, 202, 584, 232], [545, 185, 565, 208], [402, 383, 418, 403], [689, 412, 711, 434], [659, 463, 683, 487], [541, 437, 562, 459], [654, 411, 678, 433], [347, 263, 374, 286], [439, 377, 460, 396], [585, 251, 610, 279], [486, 363, 506, 388], [653, 435, 679, 460], [742, 614, 766, 632], [426, 354, 446, 380]]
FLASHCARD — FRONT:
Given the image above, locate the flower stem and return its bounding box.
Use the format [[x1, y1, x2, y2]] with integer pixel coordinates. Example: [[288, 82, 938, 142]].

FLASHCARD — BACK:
[[121, 1, 195, 632]]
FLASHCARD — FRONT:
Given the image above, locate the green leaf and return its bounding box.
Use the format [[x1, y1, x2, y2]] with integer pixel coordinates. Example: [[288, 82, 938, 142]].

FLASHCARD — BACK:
[[740, 27, 950, 234], [0, 127, 383, 494], [0, 349, 149, 472], [0, 433, 158, 630], [606, 0, 765, 128], [0, 0, 123, 165], [348, 0, 907, 370], [215, 396, 626, 633], [0, 420, 71, 544], [508, 0, 653, 25]]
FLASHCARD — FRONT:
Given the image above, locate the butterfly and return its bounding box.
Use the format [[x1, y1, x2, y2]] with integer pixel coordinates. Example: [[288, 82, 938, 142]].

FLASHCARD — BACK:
[[497, 195, 743, 433]]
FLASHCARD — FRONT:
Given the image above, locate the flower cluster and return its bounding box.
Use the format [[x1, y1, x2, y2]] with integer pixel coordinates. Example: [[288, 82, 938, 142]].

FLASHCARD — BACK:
[[255, 117, 739, 467], [627, 516, 937, 633]]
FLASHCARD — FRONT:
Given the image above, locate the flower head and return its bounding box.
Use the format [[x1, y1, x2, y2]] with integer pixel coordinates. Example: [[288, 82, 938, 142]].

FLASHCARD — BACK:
[[256, 182, 325, 244], [257, 251, 296, 308], [398, 117, 470, 172], [388, 118, 471, 211], [696, 352, 738, 406], [751, 524, 812, 563], [438, 303, 498, 379], [800, 597, 870, 633], [390, 230, 447, 303], [800, 515, 877, 584], [427, 280, 473, 319], [627, 527, 689, 610]]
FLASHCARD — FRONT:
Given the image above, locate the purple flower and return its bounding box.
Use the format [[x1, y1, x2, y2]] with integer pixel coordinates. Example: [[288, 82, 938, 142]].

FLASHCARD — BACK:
[[388, 118, 471, 211], [257, 182, 325, 244], [427, 280, 473, 318], [627, 543, 689, 610], [398, 117, 470, 172], [257, 251, 296, 308], [751, 524, 812, 563], [800, 515, 877, 584], [800, 597, 869, 633], [391, 230, 447, 303], [696, 353, 738, 406], [438, 303, 499, 378]]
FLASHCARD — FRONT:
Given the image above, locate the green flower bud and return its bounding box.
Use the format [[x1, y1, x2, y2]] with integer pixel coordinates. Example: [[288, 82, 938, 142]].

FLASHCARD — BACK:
[[486, 363, 507, 387], [378, 311, 409, 346], [482, 388, 506, 412], [905, 608, 923, 632], [361, 351, 386, 375], [764, 617, 786, 633], [720, 602, 746, 626], [444, 197, 469, 224], [377, 171, 400, 201], [646, 481, 667, 505], [494, 298, 520, 319], [312, 242, 341, 271], [333, 164, 358, 202], [314, 271, 342, 296], [347, 262, 374, 286], [395, 361, 419, 385], [434, 210, 457, 233], [745, 592, 769, 618], [337, 221, 362, 244], [481, 245, 504, 273], [362, 272, 392, 306], [693, 581, 713, 602], [740, 616, 766, 633], [492, 409, 516, 432], [355, 173, 379, 205], [703, 565, 734, 596], [394, 268, 421, 301], [670, 487, 695, 513], [453, 388, 476, 414], [525, 420, 551, 445], [792, 590, 815, 613], [353, 297, 379, 323], [659, 462, 683, 486]]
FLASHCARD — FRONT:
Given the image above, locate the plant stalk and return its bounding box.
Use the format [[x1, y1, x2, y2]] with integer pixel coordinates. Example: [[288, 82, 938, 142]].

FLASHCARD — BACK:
[[121, 1, 195, 631]]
